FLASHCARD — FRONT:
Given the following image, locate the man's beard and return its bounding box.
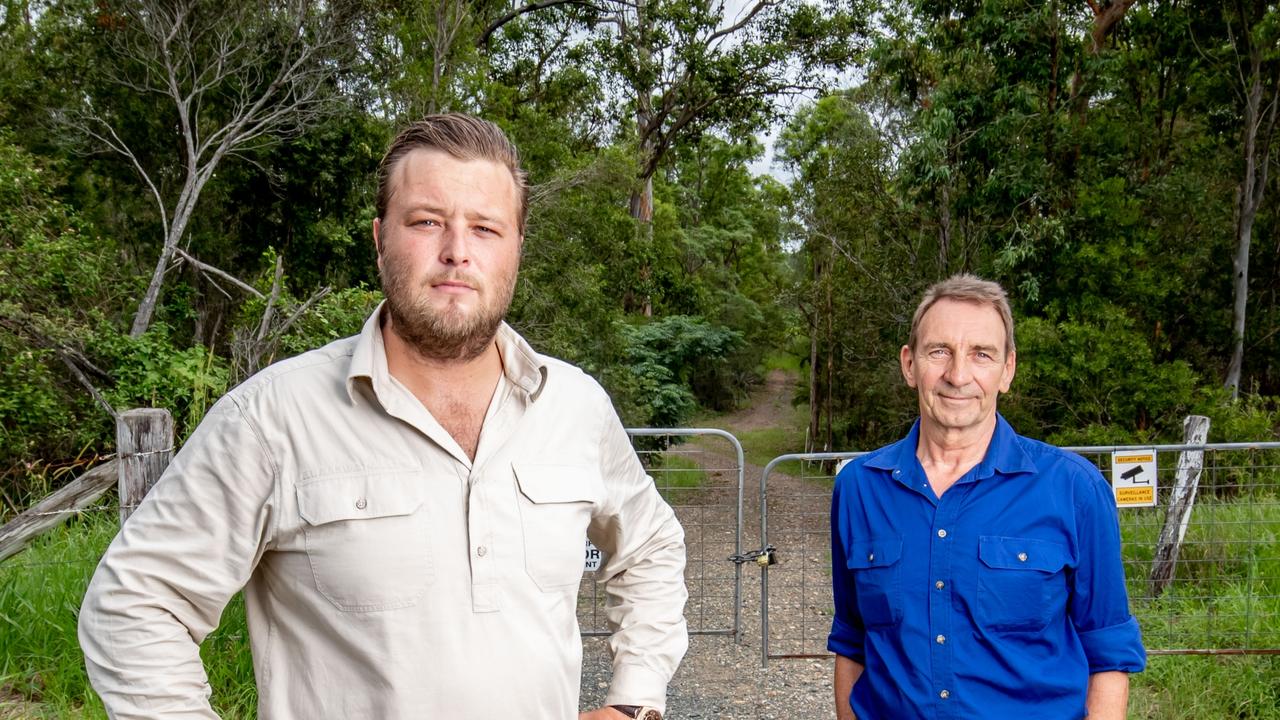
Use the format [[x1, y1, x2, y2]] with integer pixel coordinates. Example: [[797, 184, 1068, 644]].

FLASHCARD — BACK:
[[380, 256, 517, 362]]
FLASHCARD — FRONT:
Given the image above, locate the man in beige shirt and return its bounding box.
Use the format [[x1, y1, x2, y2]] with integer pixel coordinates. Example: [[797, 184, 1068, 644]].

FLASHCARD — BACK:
[[79, 114, 687, 720]]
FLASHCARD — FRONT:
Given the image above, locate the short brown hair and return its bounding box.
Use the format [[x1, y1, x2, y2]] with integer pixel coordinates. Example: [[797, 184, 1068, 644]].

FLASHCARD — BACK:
[[908, 274, 1016, 355], [376, 114, 529, 236]]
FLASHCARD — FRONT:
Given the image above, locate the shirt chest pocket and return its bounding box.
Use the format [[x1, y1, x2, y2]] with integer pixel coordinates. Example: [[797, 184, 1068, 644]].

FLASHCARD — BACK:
[[977, 535, 1070, 633], [513, 463, 603, 591], [845, 537, 904, 629], [297, 472, 432, 612]]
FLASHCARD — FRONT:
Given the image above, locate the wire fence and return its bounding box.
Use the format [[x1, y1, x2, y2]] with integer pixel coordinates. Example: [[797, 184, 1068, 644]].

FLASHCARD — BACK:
[[759, 444, 1280, 664]]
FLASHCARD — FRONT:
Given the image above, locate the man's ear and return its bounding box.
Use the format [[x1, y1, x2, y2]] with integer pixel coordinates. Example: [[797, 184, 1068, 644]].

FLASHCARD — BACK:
[[899, 344, 917, 388], [372, 218, 384, 269]]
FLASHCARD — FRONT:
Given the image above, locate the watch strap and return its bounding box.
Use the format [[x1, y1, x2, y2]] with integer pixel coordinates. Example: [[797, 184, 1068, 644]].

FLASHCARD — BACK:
[[609, 705, 663, 720]]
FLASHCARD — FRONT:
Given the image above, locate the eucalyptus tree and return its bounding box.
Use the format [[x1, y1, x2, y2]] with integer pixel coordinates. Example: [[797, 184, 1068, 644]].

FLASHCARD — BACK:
[[482, 0, 868, 223], [1222, 0, 1280, 398], [71, 0, 367, 338]]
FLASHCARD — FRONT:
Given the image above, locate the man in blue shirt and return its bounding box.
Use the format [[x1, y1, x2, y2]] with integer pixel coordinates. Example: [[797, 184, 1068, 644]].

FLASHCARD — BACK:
[[829, 275, 1146, 719]]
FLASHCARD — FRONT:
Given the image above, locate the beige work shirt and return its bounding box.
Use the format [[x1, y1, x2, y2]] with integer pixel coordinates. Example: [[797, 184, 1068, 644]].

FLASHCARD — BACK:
[[79, 306, 688, 719]]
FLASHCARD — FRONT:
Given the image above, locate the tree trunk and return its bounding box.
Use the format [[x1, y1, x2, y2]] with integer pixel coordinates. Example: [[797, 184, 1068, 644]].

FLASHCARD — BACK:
[[807, 257, 821, 452], [824, 256, 834, 452], [131, 243, 177, 338], [1226, 203, 1254, 397], [1226, 48, 1280, 398]]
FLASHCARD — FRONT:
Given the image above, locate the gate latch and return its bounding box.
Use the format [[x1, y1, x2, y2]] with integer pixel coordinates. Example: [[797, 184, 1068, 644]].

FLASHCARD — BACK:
[[729, 545, 778, 567]]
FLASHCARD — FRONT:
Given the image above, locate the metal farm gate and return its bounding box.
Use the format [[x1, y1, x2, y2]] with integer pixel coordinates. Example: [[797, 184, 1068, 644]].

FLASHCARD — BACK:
[[758, 443, 1280, 665], [577, 428, 746, 640]]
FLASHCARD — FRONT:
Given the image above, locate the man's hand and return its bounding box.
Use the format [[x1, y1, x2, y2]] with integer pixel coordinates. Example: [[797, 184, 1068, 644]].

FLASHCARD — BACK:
[[579, 708, 630, 719]]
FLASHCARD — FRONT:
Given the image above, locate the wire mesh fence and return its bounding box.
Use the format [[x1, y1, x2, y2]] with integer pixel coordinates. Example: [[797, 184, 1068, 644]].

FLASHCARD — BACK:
[[759, 444, 1280, 664], [577, 428, 745, 638]]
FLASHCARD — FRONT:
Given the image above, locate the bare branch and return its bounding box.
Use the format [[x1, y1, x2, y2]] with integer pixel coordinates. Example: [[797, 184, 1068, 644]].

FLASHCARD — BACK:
[[173, 247, 265, 299], [58, 353, 119, 420], [707, 0, 773, 47], [478, 0, 607, 47]]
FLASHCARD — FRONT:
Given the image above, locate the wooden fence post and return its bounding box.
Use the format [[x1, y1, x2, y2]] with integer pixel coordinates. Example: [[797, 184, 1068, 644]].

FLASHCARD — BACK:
[[1149, 414, 1211, 598], [117, 408, 174, 524]]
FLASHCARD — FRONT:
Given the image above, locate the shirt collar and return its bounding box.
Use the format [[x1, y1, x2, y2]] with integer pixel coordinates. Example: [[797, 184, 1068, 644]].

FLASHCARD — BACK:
[[865, 413, 1036, 480], [345, 301, 548, 404]]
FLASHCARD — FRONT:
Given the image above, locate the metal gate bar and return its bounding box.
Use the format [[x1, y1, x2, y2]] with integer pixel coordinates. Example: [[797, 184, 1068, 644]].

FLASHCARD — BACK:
[[577, 428, 745, 640]]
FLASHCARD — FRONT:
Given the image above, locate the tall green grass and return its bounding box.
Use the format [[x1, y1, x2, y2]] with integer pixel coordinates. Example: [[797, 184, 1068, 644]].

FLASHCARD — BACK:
[[0, 512, 256, 718]]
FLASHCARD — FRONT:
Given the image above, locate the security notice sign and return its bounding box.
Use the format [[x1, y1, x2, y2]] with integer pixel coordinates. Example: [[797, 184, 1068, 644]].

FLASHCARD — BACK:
[[1111, 450, 1157, 507]]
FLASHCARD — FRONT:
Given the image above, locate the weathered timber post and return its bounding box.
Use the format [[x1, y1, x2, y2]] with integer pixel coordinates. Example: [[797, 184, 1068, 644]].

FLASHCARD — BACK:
[[1149, 415, 1211, 598], [117, 408, 174, 524]]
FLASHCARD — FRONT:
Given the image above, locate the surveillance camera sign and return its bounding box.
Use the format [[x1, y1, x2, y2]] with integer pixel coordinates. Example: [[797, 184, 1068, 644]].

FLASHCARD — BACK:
[[1111, 450, 1157, 507]]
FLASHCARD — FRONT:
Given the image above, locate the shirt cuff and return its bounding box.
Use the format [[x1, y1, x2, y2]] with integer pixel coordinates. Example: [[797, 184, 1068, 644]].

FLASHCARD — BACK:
[[605, 663, 669, 713], [1079, 616, 1147, 673], [828, 615, 866, 664]]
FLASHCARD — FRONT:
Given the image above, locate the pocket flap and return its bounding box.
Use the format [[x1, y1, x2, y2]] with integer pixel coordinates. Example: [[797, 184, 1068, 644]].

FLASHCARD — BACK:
[[513, 463, 603, 504], [297, 472, 425, 526], [845, 537, 903, 569], [979, 535, 1068, 573]]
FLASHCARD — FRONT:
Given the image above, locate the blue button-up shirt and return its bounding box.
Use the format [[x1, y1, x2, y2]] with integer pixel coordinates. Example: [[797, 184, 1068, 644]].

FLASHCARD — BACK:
[[829, 415, 1146, 720]]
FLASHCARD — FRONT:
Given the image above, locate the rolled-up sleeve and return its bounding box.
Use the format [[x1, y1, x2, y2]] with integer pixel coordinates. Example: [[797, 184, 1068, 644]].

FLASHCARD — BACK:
[[78, 396, 276, 719], [590, 404, 688, 712], [1069, 471, 1147, 673], [828, 475, 866, 663]]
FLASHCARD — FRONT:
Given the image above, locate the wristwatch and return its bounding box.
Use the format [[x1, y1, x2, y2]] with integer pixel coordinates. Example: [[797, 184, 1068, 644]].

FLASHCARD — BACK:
[[610, 705, 663, 720]]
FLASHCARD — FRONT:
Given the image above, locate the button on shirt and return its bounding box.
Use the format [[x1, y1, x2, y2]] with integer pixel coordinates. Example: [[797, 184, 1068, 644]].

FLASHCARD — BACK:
[[79, 305, 689, 719], [828, 415, 1146, 720]]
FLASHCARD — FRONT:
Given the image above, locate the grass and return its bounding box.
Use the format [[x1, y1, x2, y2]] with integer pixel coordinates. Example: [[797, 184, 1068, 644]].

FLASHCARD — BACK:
[[0, 512, 257, 719], [1130, 655, 1280, 719], [760, 350, 802, 375], [648, 452, 710, 504]]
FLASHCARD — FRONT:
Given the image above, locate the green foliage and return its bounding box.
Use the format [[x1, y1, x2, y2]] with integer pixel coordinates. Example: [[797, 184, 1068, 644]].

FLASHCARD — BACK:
[[1007, 310, 1202, 445], [0, 133, 128, 479], [620, 316, 742, 428], [276, 287, 384, 357], [96, 328, 230, 440]]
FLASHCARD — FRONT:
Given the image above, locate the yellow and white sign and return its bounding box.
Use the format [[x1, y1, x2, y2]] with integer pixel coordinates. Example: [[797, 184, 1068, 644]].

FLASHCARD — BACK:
[[1111, 450, 1157, 507]]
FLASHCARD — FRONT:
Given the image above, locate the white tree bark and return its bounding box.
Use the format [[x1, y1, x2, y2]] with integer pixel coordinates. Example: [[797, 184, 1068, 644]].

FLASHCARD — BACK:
[[1225, 22, 1280, 398], [72, 0, 356, 338]]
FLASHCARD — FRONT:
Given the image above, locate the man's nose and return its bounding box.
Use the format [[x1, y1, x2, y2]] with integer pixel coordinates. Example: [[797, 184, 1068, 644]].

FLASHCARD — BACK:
[[943, 354, 973, 385], [438, 224, 470, 265]]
